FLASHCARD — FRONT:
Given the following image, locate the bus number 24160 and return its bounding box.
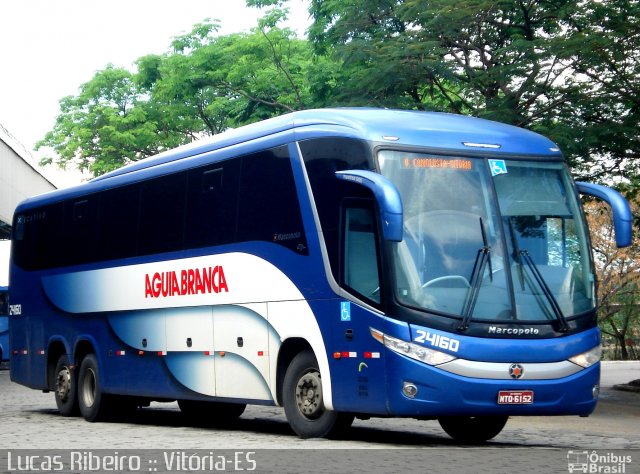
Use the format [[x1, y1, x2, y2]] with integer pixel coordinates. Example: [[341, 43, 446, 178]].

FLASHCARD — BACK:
[[414, 330, 460, 352]]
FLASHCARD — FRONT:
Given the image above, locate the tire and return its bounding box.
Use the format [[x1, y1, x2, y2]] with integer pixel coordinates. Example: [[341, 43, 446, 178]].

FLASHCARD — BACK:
[[438, 415, 508, 443], [283, 350, 353, 439], [53, 354, 79, 416], [178, 400, 246, 426], [77, 354, 108, 422]]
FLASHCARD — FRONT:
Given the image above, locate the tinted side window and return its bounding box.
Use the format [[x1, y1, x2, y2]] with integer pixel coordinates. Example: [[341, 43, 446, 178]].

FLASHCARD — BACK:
[[13, 204, 63, 271], [0, 291, 7, 315], [64, 197, 99, 266], [186, 159, 241, 249], [300, 137, 374, 280], [139, 172, 187, 255], [342, 200, 381, 305], [13, 146, 309, 271], [238, 146, 308, 254], [97, 185, 140, 261]]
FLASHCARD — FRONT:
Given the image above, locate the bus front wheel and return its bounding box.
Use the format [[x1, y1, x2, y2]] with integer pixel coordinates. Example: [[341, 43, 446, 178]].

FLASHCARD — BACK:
[[283, 350, 353, 438], [77, 354, 108, 422], [54, 354, 79, 416], [438, 415, 508, 443]]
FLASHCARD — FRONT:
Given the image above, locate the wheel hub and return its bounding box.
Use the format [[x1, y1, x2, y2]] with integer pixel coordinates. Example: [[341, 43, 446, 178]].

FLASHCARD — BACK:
[[56, 367, 71, 401], [295, 371, 323, 419]]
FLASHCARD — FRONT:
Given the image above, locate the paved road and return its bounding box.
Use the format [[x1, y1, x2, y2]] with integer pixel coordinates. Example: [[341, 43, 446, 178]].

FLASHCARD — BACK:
[[0, 362, 638, 473], [600, 360, 640, 387]]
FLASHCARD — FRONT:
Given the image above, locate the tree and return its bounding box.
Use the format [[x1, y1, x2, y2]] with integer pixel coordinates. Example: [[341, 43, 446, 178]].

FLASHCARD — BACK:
[[586, 199, 640, 359], [148, 17, 314, 128], [37, 65, 176, 176], [307, 0, 640, 188], [39, 0, 640, 189], [38, 14, 327, 176], [564, 0, 640, 189]]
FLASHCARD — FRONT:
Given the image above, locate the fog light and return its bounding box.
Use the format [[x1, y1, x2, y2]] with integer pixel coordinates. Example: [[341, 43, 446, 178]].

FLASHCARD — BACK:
[[592, 384, 600, 400], [402, 382, 418, 398]]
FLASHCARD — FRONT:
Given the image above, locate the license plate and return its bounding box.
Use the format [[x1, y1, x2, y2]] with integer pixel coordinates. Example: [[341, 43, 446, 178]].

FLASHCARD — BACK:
[[497, 390, 534, 404]]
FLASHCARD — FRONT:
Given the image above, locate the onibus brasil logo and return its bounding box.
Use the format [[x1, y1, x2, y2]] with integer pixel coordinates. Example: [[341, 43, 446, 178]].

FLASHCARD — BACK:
[[567, 450, 632, 473]]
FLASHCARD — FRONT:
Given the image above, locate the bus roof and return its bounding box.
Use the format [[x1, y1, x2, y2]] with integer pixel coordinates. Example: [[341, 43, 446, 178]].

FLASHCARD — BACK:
[[94, 108, 562, 182], [16, 108, 563, 210]]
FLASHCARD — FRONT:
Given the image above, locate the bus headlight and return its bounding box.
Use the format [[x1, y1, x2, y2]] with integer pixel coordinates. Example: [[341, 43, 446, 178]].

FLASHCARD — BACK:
[[568, 345, 602, 368], [370, 328, 456, 366]]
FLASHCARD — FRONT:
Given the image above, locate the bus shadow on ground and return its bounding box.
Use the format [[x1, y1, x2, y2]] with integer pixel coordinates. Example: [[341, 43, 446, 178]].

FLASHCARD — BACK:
[[34, 406, 535, 448]]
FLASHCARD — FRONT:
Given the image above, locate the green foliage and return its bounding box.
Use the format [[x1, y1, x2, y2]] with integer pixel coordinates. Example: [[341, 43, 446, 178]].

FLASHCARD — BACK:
[[40, 0, 640, 190], [38, 16, 324, 176], [600, 286, 640, 360], [37, 65, 176, 176], [587, 200, 640, 360], [308, 0, 640, 188], [566, 0, 640, 191]]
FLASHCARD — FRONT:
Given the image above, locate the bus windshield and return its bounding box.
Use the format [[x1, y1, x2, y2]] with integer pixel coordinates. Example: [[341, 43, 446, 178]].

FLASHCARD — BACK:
[[378, 151, 595, 325]]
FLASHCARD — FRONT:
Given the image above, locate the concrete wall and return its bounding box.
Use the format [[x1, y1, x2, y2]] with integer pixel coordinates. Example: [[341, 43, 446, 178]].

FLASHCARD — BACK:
[[0, 124, 56, 228]]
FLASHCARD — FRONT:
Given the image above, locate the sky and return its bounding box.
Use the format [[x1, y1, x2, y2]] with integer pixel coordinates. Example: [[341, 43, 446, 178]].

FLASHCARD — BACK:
[[0, 0, 311, 188]]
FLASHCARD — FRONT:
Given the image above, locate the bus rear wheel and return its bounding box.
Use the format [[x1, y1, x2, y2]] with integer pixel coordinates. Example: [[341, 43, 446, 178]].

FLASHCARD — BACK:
[[77, 354, 109, 422], [54, 354, 79, 416], [283, 350, 353, 439], [438, 415, 508, 443]]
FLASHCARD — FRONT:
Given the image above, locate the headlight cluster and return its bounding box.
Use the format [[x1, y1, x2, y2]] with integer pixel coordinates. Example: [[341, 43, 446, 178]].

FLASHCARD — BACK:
[[568, 345, 602, 368], [370, 328, 456, 366]]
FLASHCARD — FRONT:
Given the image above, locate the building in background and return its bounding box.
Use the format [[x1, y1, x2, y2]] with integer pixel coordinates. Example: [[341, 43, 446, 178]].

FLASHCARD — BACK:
[[0, 123, 56, 285]]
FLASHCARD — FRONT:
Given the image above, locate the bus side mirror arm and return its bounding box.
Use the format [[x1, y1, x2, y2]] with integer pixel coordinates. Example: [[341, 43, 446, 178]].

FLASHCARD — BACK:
[[576, 182, 633, 248], [335, 170, 403, 242]]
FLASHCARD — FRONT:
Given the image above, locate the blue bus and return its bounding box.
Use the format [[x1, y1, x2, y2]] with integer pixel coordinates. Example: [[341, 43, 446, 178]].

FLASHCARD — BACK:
[[0, 286, 8, 362], [9, 109, 631, 442]]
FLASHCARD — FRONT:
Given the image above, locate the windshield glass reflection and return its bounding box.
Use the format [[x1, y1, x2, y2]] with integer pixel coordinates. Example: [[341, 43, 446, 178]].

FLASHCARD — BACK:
[[378, 151, 594, 324]]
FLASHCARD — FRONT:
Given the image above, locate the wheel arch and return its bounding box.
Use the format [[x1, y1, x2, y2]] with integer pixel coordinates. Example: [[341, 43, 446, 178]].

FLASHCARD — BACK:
[[47, 336, 98, 390], [73, 337, 97, 367], [46, 338, 70, 390], [275, 337, 313, 406]]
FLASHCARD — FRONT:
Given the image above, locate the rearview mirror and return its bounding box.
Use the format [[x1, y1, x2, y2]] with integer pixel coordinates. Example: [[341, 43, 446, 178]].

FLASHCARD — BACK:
[[576, 182, 632, 247], [335, 170, 403, 242]]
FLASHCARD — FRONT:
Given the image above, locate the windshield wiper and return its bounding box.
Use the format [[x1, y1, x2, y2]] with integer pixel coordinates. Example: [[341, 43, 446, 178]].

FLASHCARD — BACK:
[[518, 249, 569, 332], [458, 218, 492, 331]]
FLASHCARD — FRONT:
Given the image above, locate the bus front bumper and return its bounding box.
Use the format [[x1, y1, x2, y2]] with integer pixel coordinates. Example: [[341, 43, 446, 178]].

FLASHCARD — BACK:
[[384, 355, 600, 418]]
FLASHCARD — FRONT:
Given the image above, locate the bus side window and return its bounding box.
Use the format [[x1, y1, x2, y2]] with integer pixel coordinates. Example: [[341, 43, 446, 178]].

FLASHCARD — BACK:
[[299, 137, 376, 282], [341, 200, 381, 305], [202, 168, 223, 194], [237, 146, 308, 254], [0, 292, 7, 316], [66, 198, 98, 265], [139, 172, 188, 255], [98, 185, 140, 261], [186, 160, 240, 249]]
